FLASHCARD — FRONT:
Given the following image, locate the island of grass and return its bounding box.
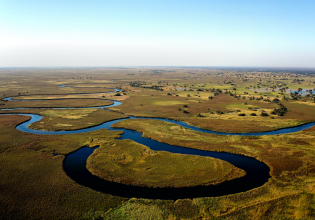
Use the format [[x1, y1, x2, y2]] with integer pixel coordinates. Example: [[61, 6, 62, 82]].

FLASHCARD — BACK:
[[86, 139, 246, 188], [27, 108, 128, 131]]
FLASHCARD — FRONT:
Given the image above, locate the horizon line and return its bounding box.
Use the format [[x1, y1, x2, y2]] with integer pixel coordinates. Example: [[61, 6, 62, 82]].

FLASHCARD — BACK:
[[1, 66, 315, 69]]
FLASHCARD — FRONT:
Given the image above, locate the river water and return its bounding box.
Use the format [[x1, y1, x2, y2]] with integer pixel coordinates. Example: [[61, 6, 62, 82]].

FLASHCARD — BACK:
[[1, 87, 313, 199]]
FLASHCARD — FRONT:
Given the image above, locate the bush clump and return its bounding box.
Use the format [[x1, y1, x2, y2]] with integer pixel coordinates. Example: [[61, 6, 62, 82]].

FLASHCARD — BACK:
[[271, 103, 288, 116], [261, 111, 269, 116], [216, 111, 224, 115]]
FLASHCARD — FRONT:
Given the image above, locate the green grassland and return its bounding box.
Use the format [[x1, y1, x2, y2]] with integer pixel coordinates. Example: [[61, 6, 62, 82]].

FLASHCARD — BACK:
[[28, 108, 128, 131], [87, 139, 245, 188], [0, 115, 127, 219], [10, 90, 127, 101], [112, 90, 313, 133], [110, 117, 315, 219], [0, 98, 114, 109], [1, 67, 315, 219]]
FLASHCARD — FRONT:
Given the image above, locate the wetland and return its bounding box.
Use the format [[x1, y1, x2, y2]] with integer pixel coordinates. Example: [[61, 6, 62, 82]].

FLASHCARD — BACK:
[[1, 67, 315, 219]]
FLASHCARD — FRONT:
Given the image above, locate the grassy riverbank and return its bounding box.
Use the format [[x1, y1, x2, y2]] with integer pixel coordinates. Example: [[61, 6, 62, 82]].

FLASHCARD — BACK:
[[110, 118, 315, 219], [28, 108, 128, 131], [112, 119, 315, 178], [87, 139, 246, 188], [0, 115, 127, 219], [0, 98, 114, 109], [1, 67, 315, 219]]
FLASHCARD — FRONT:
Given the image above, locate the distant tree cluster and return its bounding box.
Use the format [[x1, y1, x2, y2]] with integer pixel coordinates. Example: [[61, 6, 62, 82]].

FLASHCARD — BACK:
[[271, 103, 288, 116]]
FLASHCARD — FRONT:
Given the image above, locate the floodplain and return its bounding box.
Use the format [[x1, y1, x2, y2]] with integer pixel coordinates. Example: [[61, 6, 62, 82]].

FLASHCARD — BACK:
[[1, 67, 315, 219]]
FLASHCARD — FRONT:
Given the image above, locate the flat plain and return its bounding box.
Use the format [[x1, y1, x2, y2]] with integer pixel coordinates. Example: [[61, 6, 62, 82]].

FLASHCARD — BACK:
[[1, 67, 315, 219]]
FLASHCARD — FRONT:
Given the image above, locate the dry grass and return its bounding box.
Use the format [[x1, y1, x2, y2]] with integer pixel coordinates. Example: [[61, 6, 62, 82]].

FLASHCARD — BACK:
[[0, 115, 127, 220], [1, 67, 315, 219], [0, 98, 114, 109], [27, 108, 128, 131]]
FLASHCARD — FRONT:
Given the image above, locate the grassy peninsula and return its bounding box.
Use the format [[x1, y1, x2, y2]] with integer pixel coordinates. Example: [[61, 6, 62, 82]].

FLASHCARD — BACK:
[[87, 139, 246, 188]]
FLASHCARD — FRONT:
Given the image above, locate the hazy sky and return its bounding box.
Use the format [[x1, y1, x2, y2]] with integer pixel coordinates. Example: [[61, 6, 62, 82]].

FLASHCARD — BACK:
[[1, 0, 314, 67]]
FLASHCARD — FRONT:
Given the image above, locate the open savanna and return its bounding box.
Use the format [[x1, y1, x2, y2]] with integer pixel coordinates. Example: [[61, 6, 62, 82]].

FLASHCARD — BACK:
[[1, 67, 315, 219], [0, 67, 135, 99], [0, 98, 114, 109], [112, 87, 315, 133], [10, 90, 129, 102], [87, 139, 245, 188]]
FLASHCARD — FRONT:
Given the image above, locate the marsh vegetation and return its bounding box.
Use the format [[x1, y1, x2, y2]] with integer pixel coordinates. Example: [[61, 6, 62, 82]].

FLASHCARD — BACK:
[[1, 67, 315, 219], [87, 139, 246, 188]]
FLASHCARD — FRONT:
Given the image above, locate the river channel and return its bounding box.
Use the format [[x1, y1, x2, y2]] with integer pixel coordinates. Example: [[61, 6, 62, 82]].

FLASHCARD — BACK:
[[1, 87, 314, 199]]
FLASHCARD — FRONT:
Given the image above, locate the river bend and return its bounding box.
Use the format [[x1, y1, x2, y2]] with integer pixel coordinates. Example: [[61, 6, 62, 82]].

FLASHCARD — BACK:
[[1, 87, 314, 199]]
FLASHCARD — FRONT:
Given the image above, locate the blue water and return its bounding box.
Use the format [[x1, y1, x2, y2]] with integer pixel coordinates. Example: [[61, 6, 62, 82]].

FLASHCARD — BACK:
[[64, 144, 269, 199], [12, 114, 315, 136], [1, 87, 314, 199], [1, 88, 122, 110]]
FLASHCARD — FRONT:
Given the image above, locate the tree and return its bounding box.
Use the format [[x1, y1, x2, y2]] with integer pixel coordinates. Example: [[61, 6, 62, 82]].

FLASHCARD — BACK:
[[261, 111, 269, 116], [271, 103, 288, 116], [272, 98, 280, 103]]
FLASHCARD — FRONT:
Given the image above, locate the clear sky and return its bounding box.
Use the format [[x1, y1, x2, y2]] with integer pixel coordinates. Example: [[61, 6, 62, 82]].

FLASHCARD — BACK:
[[1, 0, 314, 67]]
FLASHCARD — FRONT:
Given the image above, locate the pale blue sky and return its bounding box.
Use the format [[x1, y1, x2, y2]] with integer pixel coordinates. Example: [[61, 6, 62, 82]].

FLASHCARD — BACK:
[[1, 0, 314, 67]]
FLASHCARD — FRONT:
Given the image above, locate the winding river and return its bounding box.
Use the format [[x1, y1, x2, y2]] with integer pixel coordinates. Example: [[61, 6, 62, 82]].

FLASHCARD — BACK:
[[1, 87, 314, 199]]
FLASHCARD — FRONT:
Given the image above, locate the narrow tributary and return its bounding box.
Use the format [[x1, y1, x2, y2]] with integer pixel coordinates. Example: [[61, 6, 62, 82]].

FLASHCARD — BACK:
[[1, 88, 314, 199]]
